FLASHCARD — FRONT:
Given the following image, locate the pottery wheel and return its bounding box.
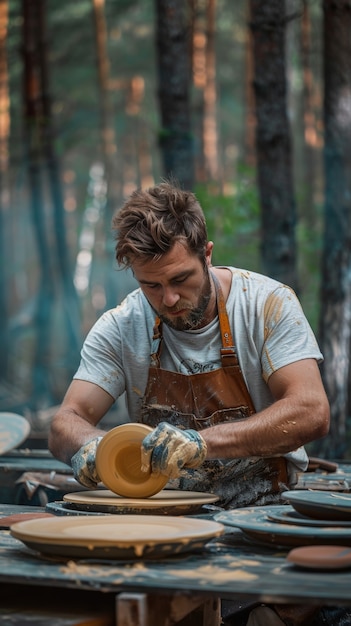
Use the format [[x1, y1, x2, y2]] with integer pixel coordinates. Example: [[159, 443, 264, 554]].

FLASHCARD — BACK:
[[59, 489, 220, 516], [45, 501, 108, 516]]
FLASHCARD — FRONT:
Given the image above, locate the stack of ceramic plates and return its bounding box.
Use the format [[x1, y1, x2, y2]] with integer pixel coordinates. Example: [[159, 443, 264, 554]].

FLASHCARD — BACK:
[[12, 421, 226, 560], [281, 490, 351, 522], [214, 490, 351, 548]]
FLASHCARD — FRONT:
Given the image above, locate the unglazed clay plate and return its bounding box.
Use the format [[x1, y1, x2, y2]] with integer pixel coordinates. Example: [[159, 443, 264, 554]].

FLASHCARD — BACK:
[[10, 514, 224, 559], [282, 490, 351, 521], [63, 489, 220, 516], [96, 423, 168, 498], [287, 545, 351, 570], [267, 506, 351, 528], [0, 412, 31, 454], [214, 505, 351, 548]]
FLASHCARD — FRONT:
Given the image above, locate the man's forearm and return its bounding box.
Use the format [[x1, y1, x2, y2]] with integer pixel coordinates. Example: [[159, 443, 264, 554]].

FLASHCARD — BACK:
[[48, 408, 106, 465], [202, 400, 328, 460]]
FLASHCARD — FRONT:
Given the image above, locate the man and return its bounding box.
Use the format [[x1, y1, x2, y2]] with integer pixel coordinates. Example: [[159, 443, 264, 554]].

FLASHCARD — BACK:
[[49, 181, 331, 625]]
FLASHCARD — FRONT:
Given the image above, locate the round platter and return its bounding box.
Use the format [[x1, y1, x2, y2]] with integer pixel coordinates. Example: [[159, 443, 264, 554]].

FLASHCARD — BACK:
[[10, 514, 224, 560], [0, 412, 30, 455], [214, 505, 351, 548], [267, 506, 351, 528], [282, 490, 351, 521], [63, 489, 220, 516], [96, 423, 168, 498], [287, 545, 351, 570]]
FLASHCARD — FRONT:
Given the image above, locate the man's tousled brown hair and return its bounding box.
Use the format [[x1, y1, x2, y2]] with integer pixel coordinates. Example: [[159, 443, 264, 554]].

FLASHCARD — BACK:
[[113, 181, 208, 268]]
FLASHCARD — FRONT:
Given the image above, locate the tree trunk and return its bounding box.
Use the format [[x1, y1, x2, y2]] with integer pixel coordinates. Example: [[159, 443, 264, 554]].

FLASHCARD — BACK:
[[190, 0, 206, 182], [22, 0, 82, 407], [22, 0, 55, 406], [0, 0, 9, 380], [92, 0, 118, 177], [250, 0, 298, 292], [37, 0, 82, 367], [203, 0, 219, 182], [300, 0, 318, 225], [155, 0, 194, 189], [244, 1, 256, 168], [92, 0, 121, 311], [316, 0, 351, 459]]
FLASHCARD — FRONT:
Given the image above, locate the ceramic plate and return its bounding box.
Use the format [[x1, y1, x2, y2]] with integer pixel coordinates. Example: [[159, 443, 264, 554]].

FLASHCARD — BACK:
[[0, 412, 30, 455], [63, 489, 220, 516], [267, 506, 351, 528], [214, 505, 351, 548], [0, 512, 54, 529], [96, 423, 168, 498], [282, 490, 351, 521], [287, 545, 351, 570], [10, 514, 224, 559]]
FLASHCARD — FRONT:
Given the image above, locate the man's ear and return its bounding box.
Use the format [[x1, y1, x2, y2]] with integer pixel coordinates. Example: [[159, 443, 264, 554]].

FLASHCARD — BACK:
[[205, 241, 214, 266]]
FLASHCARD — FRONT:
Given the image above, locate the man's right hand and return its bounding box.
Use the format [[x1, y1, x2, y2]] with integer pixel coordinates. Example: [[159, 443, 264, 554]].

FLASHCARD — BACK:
[[71, 437, 103, 489]]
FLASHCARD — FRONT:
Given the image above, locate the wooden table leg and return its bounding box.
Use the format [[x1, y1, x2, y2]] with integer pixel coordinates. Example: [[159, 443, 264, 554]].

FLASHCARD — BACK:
[[202, 598, 221, 626], [116, 592, 221, 626]]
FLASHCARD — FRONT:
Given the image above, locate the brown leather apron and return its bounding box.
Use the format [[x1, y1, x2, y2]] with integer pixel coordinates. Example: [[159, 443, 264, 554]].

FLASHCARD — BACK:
[[140, 273, 288, 509]]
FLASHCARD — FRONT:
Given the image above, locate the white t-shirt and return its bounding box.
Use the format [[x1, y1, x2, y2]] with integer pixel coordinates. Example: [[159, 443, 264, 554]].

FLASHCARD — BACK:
[[74, 267, 323, 474]]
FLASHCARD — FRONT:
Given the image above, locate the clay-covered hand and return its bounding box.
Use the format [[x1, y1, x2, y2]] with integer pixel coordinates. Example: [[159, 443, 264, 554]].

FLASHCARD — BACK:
[[140, 422, 207, 479], [71, 436, 103, 489]]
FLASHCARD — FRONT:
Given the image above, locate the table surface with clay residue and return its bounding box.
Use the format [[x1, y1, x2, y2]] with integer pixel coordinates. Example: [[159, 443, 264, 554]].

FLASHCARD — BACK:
[[0, 503, 350, 608]]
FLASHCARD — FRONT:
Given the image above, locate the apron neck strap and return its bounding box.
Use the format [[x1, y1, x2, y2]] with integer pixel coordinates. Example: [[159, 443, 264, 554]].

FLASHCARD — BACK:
[[151, 317, 162, 367], [210, 271, 239, 366]]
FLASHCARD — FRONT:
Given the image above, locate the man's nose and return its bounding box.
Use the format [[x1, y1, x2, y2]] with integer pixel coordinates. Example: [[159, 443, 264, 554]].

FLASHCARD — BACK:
[[162, 287, 180, 307]]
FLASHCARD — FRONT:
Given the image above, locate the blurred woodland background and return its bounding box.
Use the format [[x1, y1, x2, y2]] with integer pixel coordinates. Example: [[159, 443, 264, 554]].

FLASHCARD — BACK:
[[1, 0, 351, 459]]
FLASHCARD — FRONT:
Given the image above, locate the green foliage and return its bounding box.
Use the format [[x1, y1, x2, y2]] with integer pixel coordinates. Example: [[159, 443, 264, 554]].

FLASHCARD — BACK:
[[195, 164, 261, 272], [195, 167, 323, 335]]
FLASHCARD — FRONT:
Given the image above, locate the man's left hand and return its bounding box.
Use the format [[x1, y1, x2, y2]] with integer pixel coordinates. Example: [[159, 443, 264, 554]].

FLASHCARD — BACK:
[[141, 422, 207, 479]]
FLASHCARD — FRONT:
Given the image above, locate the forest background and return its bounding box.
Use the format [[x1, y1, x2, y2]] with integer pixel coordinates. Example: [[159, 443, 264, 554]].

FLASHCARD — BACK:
[[1, 0, 350, 460]]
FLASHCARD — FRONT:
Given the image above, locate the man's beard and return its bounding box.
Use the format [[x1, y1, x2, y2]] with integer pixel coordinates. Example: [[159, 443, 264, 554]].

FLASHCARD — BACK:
[[159, 269, 212, 331]]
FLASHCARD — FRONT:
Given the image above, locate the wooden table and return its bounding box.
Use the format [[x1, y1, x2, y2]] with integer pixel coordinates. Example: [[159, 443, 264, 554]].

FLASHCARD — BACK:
[[0, 504, 350, 626], [0, 449, 73, 504]]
